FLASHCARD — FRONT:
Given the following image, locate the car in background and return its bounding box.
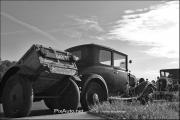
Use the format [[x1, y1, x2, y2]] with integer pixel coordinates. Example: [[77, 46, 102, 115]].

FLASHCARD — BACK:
[[153, 68, 179, 101], [157, 68, 179, 91]]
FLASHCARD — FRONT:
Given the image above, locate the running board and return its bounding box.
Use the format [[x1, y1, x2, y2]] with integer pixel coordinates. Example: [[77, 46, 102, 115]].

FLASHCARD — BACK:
[[153, 100, 168, 103], [108, 97, 138, 102]]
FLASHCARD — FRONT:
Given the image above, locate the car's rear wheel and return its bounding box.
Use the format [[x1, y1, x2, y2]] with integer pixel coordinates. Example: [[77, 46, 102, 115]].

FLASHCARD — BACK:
[[81, 82, 107, 111], [44, 78, 80, 111], [2, 75, 33, 117]]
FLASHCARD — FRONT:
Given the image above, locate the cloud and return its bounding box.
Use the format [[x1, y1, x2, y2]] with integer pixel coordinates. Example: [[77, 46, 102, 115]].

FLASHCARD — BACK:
[[124, 10, 135, 14], [1, 12, 57, 44], [124, 7, 149, 14], [63, 15, 105, 40], [108, 1, 179, 58], [1, 30, 28, 35], [94, 36, 106, 41], [68, 15, 104, 33], [170, 61, 179, 65], [134, 70, 159, 81]]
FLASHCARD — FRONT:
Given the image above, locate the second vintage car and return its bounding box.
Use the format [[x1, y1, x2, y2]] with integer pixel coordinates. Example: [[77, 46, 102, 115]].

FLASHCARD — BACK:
[[152, 68, 179, 101], [66, 44, 145, 110]]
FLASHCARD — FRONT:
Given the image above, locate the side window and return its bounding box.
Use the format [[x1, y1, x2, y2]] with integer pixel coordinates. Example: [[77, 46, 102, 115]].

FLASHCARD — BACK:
[[113, 53, 126, 70], [165, 72, 170, 77], [99, 50, 111, 66], [71, 50, 82, 60], [160, 71, 165, 77]]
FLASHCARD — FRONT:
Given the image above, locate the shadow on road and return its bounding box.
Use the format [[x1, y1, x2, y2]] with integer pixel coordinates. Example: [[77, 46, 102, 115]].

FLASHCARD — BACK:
[[29, 109, 54, 116], [0, 109, 55, 118], [0, 101, 55, 118], [0, 101, 83, 118]]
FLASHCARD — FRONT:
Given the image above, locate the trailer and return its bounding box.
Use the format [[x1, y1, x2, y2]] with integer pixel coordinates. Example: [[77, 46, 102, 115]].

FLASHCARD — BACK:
[[0, 44, 80, 117]]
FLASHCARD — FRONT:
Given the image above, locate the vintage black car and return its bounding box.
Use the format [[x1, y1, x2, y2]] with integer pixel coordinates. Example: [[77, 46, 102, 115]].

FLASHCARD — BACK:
[[0, 44, 80, 117], [66, 44, 143, 110], [157, 69, 179, 91], [152, 68, 179, 101]]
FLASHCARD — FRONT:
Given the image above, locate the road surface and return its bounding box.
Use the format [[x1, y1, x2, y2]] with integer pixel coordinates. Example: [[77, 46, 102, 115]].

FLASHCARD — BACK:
[[0, 101, 105, 119]]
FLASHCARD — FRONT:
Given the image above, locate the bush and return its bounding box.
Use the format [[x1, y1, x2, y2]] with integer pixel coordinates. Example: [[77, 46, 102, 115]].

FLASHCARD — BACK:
[[0, 60, 16, 78]]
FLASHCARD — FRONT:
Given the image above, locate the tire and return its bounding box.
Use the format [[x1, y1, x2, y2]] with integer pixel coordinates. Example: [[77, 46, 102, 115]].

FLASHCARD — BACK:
[[44, 78, 80, 111], [2, 74, 33, 117], [81, 82, 107, 111]]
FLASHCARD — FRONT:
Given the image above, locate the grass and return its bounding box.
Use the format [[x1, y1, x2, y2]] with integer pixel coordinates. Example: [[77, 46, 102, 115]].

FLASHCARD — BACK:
[[172, 91, 179, 102], [90, 100, 179, 119]]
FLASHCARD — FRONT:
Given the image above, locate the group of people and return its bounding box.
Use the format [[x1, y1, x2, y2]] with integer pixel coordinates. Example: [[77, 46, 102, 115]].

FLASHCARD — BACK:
[[138, 77, 160, 86], [137, 78, 152, 85]]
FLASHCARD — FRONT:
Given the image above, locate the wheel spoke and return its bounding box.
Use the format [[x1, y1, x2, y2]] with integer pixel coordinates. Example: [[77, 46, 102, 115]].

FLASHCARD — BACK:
[[82, 82, 107, 111]]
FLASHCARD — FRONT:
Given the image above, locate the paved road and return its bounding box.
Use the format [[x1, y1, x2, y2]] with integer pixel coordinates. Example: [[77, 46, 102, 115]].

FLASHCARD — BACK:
[[0, 101, 105, 119], [19, 112, 105, 119]]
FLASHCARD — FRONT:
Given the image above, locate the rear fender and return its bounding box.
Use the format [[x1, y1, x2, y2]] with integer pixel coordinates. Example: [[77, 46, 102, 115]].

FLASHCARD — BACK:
[[81, 73, 108, 99], [69, 75, 81, 82]]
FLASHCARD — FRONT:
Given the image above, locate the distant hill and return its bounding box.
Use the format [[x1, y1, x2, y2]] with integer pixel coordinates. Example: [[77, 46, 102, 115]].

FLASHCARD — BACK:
[[0, 60, 16, 78]]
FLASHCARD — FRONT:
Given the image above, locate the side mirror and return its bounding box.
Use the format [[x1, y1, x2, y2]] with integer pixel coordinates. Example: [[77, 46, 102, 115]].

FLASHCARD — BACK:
[[129, 60, 132, 64]]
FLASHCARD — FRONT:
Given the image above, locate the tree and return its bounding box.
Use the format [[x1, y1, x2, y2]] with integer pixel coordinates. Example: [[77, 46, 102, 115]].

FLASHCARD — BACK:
[[0, 60, 16, 78]]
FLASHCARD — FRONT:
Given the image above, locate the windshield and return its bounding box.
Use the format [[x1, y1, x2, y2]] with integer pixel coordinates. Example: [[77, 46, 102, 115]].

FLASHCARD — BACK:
[[160, 71, 170, 77], [160, 70, 179, 79]]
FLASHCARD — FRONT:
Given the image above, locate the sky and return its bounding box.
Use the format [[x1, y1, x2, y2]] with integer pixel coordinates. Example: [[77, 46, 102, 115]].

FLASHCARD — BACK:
[[0, 0, 179, 81]]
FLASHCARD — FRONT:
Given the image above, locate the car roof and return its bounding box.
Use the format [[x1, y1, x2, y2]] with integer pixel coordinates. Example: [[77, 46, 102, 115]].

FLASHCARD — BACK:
[[160, 68, 180, 72], [66, 43, 127, 56]]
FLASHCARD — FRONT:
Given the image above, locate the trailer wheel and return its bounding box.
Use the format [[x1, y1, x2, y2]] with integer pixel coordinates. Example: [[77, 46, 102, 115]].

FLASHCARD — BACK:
[[44, 78, 80, 111], [81, 82, 107, 111], [2, 75, 33, 117]]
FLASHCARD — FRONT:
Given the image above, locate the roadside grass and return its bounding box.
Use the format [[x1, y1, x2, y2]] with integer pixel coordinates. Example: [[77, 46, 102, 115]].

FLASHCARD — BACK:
[[90, 100, 179, 119]]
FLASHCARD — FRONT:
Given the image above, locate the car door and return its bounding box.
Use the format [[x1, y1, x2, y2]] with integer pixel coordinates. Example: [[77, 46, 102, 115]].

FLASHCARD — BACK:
[[96, 49, 115, 94], [113, 52, 129, 95]]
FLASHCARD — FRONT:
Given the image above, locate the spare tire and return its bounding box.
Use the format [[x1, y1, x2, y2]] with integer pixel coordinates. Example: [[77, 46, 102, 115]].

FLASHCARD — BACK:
[[2, 74, 33, 117]]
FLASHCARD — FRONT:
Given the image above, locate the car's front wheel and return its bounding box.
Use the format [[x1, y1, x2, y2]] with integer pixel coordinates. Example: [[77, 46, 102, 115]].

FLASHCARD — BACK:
[[81, 82, 107, 111]]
